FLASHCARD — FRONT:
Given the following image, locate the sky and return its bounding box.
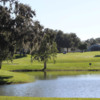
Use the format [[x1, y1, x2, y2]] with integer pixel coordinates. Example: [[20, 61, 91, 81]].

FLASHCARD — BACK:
[[21, 0, 100, 41]]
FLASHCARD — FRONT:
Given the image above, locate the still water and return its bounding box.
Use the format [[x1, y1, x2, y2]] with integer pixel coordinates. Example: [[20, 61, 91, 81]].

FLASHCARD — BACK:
[[0, 72, 100, 98]]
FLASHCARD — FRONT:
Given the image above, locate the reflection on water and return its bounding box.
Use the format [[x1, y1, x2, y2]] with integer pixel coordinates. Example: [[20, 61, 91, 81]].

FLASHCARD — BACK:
[[0, 72, 100, 98]]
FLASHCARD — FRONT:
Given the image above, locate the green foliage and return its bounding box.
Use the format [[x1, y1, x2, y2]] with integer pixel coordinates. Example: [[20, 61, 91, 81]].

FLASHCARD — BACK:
[[55, 31, 80, 52], [32, 28, 58, 70], [0, 0, 37, 68], [78, 43, 87, 52], [85, 38, 97, 47], [70, 33, 80, 51]]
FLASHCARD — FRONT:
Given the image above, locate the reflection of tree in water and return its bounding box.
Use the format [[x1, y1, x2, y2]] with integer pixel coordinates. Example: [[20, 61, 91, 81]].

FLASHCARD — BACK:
[[34, 71, 58, 80], [43, 71, 57, 80], [44, 71, 47, 79]]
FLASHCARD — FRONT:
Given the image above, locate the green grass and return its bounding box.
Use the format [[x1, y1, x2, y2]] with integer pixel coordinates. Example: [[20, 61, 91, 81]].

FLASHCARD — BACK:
[[0, 70, 34, 84], [1, 51, 100, 84], [2, 51, 100, 71], [0, 96, 100, 100]]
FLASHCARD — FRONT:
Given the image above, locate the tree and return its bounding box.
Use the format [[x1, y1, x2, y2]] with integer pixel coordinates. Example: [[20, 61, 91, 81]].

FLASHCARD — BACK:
[[78, 43, 87, 52], [14, 3, 36, 55], [0, 3, 14, 68], [63, 34, 72, 52], [0, 0, 36, 69], [32, 28, 58, 71], [29, 21, 44, 63], [69, 33, 80, 52], [55, 30, 64, 52], [55, 32, 80, 53], [85, 38, 96, 47]]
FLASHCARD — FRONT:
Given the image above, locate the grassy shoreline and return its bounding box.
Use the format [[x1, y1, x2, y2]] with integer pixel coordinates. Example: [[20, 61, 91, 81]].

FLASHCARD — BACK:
[[0, 96, 100, 100], [0, 70, 35, 84]]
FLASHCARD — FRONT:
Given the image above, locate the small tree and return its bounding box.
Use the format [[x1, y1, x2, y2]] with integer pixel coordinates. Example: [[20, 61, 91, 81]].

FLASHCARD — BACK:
[[32, 28, 58, 71]]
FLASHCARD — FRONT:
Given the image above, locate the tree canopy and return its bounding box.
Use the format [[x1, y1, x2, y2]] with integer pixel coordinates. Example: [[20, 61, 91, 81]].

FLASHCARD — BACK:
[[55, 31, 80, 52], [0, 0, 41, 68]]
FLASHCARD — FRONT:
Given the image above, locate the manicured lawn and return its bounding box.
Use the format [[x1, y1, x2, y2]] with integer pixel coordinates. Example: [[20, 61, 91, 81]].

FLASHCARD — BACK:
[[0, 96, 100, 100], [2, 51, 100, 71], [0, 70, 34, 84]]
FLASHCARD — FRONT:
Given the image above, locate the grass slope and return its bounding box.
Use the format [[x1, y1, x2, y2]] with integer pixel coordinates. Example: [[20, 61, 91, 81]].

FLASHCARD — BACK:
[[2, 51, 100, 71], [0, 70, 34, 84]]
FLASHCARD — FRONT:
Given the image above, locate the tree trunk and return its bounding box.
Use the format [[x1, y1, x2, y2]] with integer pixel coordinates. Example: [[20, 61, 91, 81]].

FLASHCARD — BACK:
[[67, 48, 69, 53], [0, 61, 2, 69], [31, 55, 33, 63], [43, 61, 47, 71], [20, 51, 21, 57]]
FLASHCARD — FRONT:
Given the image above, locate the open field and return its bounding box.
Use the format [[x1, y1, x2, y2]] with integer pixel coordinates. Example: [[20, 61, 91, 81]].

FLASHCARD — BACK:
[[2, 51, 100, 71], [0, 96, 100, 100]]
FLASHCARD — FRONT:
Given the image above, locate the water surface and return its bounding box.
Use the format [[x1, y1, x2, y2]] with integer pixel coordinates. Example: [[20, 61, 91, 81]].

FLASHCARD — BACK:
[[0, 72, 100, 98]]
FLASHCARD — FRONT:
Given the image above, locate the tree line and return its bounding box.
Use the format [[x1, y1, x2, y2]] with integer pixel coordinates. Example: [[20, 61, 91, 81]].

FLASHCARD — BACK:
[[55, 30, 81, 52], [85, 38, 100, 47], [85, 38, 100, 51]]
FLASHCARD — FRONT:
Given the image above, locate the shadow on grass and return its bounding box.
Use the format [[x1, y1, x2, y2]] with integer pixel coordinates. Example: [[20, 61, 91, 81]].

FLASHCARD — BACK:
[[0, 76, 13, 85], [94, 55, 100, 57]]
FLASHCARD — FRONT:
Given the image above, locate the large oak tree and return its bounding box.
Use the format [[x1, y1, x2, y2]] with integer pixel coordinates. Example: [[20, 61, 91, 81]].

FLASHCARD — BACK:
[[0, 0, 36, 69]]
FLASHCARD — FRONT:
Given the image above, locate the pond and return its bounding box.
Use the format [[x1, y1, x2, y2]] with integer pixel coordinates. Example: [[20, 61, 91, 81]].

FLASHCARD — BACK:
[[0, 71, 100, 98]]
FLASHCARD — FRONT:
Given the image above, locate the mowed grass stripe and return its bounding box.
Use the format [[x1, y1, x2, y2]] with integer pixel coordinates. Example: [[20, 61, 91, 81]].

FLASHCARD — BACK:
[[0, 96, 100, 100]]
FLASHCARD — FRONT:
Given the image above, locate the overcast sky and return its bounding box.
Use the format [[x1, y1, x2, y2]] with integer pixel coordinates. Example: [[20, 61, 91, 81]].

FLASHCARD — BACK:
[[21, 0, 100, 40]]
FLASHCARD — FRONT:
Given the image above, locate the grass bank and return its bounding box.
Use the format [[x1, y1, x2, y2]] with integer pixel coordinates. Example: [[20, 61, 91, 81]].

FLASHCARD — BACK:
[[0, 70, 34, 84], [0, 96, 100, 100]]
